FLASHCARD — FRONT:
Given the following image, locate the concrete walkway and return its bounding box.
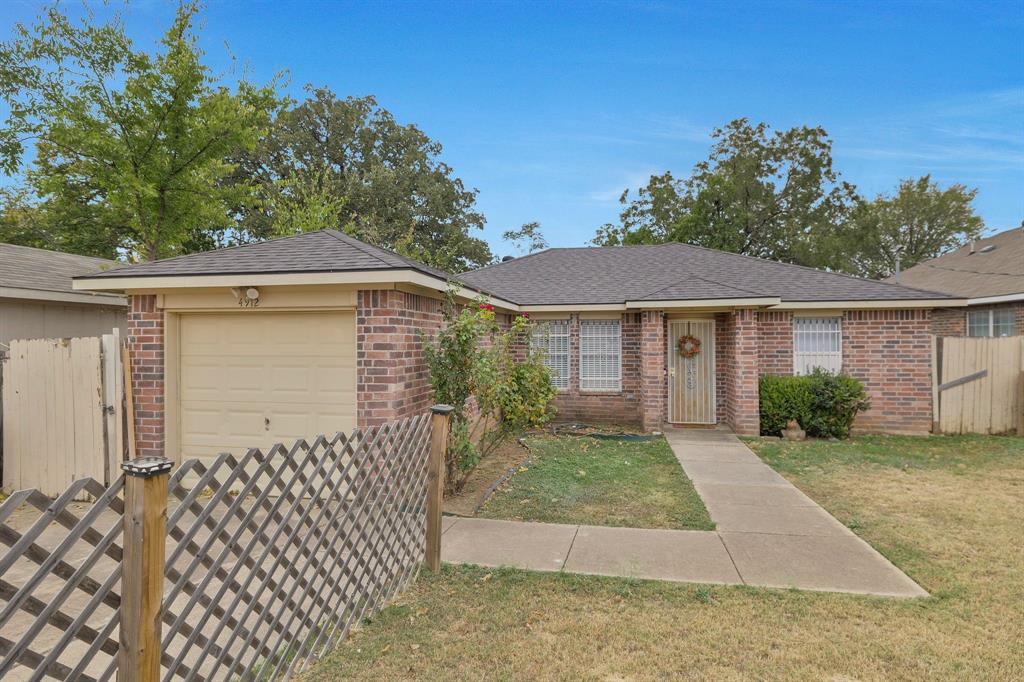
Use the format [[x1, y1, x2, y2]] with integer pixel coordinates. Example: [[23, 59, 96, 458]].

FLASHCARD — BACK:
[[442, 429, 927, 598]]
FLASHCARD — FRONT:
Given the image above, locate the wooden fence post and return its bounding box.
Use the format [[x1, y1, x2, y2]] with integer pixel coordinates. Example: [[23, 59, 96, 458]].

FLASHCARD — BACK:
[[119, 456, 172, 682], [426, 404, 453, 572]]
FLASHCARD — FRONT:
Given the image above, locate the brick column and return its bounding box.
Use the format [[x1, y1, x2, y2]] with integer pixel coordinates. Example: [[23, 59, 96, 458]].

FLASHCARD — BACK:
[[356, 290, 444, 427], [726, 308, 760, 435], [127, 294, 165, 457], [639, 310, 666, 432]]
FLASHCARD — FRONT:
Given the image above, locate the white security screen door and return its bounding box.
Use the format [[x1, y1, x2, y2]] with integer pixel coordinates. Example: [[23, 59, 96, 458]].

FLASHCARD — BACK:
[[668, 319, 716, 424]]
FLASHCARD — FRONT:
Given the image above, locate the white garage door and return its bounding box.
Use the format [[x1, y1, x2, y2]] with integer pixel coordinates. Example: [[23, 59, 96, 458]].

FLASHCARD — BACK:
[[178, 311, 357, 462]]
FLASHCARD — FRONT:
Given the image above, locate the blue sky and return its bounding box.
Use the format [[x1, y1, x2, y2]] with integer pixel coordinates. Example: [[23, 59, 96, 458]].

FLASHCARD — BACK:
[[2, 0, 1022, 256]]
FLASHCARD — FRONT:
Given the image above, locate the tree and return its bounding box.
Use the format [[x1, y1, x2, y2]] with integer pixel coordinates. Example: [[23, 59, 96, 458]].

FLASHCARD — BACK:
[[0, 2, 282, 261], [836, 176, 984, 279], [593, 119, 857, 267], [501, 221, 547, 255], [228, 87, 492, 272]]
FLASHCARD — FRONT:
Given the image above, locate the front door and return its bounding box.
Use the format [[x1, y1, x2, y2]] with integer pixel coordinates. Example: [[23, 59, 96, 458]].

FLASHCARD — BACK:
[[668, 319, 716, 424]]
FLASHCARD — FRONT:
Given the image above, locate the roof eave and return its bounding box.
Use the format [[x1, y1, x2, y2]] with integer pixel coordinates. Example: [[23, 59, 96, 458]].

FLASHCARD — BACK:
[[73, 268, 521, 311], [0, 285, 126, 306], [965, 292, 1024, 306], [625, 297, 782, 309], [771, 298, 967, 309]]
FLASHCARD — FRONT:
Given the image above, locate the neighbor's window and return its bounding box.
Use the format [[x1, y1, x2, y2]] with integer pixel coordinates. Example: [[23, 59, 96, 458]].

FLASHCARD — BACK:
[[793, 317, 842, 375], [968, 309, 1015, 337], [579, 319, 621, 391], [532, 319, 570, 390]]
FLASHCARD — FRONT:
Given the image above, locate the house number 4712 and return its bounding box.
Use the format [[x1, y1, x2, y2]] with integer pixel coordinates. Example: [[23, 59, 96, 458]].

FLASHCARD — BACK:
[[238, 296, 260, 308]]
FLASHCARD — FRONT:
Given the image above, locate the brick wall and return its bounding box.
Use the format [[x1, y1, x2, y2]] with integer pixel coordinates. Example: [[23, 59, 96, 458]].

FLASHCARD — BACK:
[[550, 313, 643, 426], [639, 311, 667, 431], [933, 301, 1024, 337], [758, 310, 794, 375], [842, 309, 933, 434], [724, 309, 760, 435], [931, 307, 966, 336], [127, 294, 165, 457], [714, 313, 732, 423], [356, 290, 444, 426]]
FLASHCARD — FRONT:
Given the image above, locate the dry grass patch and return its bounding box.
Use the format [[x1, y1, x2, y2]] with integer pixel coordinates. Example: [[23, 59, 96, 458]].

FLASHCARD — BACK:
[[303, 435, 1024, 681]]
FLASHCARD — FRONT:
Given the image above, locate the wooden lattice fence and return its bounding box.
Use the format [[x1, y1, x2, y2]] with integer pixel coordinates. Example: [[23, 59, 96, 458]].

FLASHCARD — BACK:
[[0, 407, 451, 681]]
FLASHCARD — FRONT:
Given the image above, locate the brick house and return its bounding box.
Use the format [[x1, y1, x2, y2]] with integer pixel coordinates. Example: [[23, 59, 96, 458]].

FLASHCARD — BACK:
[[75, 230, 961, 463], [888, 226, 1024, 338]]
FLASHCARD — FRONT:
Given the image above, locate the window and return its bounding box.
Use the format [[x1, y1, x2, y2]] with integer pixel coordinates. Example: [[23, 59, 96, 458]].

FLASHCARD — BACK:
[[793, 317, 842, 375], [579, 319, 621, 391], [968, 309, 1015, 337], [532, 320, 570, 390]]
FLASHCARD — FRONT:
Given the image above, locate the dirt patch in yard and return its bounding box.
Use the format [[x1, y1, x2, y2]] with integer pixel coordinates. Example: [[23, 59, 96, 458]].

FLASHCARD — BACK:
[[444, 437, 531, 517]]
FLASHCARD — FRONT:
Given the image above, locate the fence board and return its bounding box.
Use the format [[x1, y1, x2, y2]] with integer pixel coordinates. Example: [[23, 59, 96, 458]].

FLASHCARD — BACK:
[[936, 336, 1024, 434], [2, 336, 123, 498], [0, 411, 439, 681]]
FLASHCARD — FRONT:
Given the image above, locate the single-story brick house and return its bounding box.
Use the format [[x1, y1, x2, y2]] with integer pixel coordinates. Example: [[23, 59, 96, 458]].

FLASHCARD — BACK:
[[886, 226, 1024, 338], [75, 229, 962, 463]]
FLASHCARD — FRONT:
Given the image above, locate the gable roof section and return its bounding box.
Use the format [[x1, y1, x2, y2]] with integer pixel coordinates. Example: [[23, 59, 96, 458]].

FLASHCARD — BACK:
[[73, 229, 959, 309], [78, 229, 455, 282], [885, 227, 1024, 300], [458, 243, 953, 306], [0, 243, 125, 305]]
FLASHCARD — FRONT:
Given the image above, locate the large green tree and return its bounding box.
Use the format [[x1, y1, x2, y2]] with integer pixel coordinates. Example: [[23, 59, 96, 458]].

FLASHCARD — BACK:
[[834, 175, 984, 279], [593, 119, 857, 267], [0, 1, 281, 261], [228, 87, 492, 272]]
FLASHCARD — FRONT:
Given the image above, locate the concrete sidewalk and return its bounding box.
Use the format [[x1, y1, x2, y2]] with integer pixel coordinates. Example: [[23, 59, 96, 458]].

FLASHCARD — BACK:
[[442, 429, 928, 598]]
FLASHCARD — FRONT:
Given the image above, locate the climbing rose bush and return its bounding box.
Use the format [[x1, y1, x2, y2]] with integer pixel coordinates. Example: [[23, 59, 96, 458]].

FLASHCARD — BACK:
[[422, 292, 557, 491]]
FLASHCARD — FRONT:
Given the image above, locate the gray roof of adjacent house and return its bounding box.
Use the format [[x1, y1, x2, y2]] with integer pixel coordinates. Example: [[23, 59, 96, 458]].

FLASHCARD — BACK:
[[459, 243, 954, 305], [0, 243, 125, 304], [884, 227, 1024, 299], [78, 229, 455, 283]]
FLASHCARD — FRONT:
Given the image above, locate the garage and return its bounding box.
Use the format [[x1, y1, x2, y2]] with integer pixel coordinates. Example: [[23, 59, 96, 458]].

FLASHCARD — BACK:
[[177, 310, 356, 462], [73, 229, 493, 461]]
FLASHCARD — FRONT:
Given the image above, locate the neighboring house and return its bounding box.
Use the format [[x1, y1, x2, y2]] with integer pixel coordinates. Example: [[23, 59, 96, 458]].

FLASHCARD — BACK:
[[0, 243, 126, 346], [886, 226, 1024, 338], [74, 230, 961, 465]]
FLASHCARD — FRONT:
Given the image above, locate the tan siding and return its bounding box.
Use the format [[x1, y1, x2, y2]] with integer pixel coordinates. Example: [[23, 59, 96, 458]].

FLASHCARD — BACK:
[[0, 297, 126, 345]]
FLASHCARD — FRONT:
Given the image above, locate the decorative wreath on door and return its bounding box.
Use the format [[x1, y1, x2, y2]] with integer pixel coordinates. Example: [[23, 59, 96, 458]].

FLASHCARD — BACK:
[[677, 334, 702, 358]]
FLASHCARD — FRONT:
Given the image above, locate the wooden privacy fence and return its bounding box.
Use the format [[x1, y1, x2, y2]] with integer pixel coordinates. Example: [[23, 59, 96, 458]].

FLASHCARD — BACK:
[[0, 406, 452, 681], [933, 335, 1024, 435], [2, 332, 127, 497]]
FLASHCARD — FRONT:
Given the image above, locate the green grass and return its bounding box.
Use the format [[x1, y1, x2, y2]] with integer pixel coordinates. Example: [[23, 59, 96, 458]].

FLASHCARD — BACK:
[[476, 435, 714, 530], [744, 433, 1024, 476], [302, 435, 1024, 680]]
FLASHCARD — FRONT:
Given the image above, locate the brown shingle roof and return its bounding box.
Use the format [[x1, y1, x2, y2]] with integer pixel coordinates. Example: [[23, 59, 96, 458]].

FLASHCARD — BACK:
[[459, 243, 953, 305], [885, 227, 1024, 299], [75, 230, 957, 306], [0, 243, 124, 302], [78, 229, 456, 283]]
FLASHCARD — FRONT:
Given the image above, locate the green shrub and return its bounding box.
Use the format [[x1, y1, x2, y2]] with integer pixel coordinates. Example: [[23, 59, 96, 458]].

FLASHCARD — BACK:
[[759, 374, 813, 437], [422, 288, 557, 491], [804, 370, 872, 439], [759, 370, 870, 439]]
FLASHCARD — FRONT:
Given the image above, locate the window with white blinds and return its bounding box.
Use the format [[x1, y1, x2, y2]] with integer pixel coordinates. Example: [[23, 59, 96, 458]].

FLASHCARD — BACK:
[[968, 309, 1015, 337], [793, 317, 842, 375], [532, 320, 570, 390], [580, 319, 621, 391]]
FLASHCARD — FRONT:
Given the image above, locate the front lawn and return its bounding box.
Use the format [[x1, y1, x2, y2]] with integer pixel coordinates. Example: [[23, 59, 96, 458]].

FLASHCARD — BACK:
[[476, 435, 714, 530], [302, 434, 1024, 680]]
